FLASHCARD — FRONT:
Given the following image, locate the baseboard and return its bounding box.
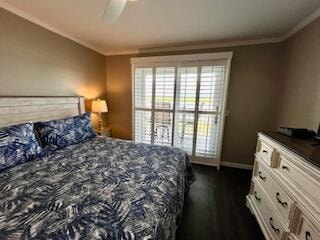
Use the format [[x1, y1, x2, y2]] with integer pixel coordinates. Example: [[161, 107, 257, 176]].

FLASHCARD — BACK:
[[190, 160, 218, 167], [220, 161, 253, 170], [191, 160, 253, 170]]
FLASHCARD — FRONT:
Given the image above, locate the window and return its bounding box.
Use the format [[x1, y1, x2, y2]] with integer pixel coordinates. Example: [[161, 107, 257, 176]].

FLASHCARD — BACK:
[[132, 52, 233, 167]]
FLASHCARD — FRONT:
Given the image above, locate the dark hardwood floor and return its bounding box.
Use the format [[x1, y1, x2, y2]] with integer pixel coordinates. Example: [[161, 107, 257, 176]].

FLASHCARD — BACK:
[[176, 164, 264, 240]]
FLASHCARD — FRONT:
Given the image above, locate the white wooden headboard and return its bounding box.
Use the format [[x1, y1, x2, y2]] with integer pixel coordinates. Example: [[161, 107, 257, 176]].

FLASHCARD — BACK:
[[0, 96, 85, 128]]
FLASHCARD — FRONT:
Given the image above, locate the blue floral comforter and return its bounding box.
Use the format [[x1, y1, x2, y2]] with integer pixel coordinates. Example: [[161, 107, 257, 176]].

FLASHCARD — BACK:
[[0, 137, 195, 239]]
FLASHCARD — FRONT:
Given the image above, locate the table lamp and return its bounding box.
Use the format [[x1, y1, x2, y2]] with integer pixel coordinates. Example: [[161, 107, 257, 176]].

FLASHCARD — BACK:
[[91, 99, 108, 130]]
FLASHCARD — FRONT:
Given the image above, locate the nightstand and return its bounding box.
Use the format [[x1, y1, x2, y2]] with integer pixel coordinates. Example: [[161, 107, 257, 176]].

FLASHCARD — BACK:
[[95, 127, 112, 137]]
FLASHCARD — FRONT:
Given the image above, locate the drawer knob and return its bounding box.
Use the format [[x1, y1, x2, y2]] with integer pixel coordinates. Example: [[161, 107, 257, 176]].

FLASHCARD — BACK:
[[258, 171, 266, 181], [262, 150, 268, 154], [306, 231, 311, 240], [269, 217, 280, 234], [282, 165, 289, 170], [254, 191, 261, 202], [276, 192, 288, 207]]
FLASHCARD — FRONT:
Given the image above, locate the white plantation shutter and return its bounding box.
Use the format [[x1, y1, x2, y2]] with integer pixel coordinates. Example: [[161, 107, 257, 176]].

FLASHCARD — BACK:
[[134, 110, 152, 144], [154, 67, 175, 146], [195, 66, 224, 158], [173, 67, 197, 154], [132, 53, 232, 167], [134, 68, 153, 143], [174, 112, 195, 154], [176, 67, 197, 111], [155, 67, 175, 110]]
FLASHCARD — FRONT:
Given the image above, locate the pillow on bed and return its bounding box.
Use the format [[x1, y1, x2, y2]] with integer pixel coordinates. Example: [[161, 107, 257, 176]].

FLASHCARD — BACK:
[[0, 123, 42, 171], [35, 113, 96, 150]]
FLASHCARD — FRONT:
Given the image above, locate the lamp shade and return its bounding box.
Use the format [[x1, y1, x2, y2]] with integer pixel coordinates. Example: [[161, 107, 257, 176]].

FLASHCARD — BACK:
[[91, 99, 108, 113]]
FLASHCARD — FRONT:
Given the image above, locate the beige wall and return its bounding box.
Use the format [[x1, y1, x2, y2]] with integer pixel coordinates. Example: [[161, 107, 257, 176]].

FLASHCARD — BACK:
[[0, 8, 107, 118], [277, 18, 320, 131], [106, 44, 283, 165], [105, 55, 133, 139]]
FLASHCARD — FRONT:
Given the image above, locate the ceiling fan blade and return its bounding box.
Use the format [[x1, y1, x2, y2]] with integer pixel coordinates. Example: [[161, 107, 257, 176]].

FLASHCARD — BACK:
[[103, 0, 127, 24]]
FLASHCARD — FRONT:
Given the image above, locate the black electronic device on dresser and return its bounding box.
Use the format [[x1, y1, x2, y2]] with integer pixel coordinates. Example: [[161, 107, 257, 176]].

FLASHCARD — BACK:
[[278, 123, 320, 146], [278, 127, 316, 138]]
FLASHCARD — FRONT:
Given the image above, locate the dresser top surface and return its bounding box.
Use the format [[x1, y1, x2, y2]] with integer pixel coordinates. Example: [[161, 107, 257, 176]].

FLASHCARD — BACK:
[[259, 131, 320, 169]]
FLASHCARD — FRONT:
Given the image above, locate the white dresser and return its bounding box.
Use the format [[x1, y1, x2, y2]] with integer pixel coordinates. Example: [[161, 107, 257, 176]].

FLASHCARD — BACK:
[[246, 132, 320, 240]]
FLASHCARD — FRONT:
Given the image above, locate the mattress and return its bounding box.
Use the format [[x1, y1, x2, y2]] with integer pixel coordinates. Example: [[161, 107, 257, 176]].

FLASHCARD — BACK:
[[0, 137, 195, 239]]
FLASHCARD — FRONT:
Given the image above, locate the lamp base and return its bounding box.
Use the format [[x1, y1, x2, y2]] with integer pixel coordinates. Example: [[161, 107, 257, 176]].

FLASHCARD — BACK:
[[98, 112, 103, 130]]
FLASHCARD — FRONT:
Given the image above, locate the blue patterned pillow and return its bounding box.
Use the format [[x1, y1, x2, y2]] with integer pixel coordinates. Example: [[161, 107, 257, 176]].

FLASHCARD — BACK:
[[35, 113, 96, 150], [0, 123, 42, 171]]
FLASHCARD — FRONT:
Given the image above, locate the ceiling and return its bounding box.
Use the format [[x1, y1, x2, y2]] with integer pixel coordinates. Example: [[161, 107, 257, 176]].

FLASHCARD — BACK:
[[1, 0, 320, 55]]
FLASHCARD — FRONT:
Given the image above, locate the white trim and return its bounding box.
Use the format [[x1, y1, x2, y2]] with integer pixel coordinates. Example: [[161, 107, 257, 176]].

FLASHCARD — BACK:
[[282, 7, 320, 40], [105, 38, 282, 56], [150, 67, 156, 145], [191, 160, 218, 167], [220, 161, 253, 170], [131, 52, 233, 65], [191, 65, 202, 159], [134, 38, 283, 56], [106, 49, 140, 56], [191, 160, 253, 170], [131, 63, 136, 139], [216, 57, 232, 170], [171, 67, 178, 146], [0, 2, 105, 55]]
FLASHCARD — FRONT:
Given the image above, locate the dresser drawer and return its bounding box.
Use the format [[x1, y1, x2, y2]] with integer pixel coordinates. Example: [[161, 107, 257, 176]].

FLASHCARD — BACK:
[[255, 157, 269, 183], [257, 139, 274, 166], [252, 180, 286, 240], [295, 214, 320, 240], [256, 161, 295, 226], [277, 153, 320, 206]]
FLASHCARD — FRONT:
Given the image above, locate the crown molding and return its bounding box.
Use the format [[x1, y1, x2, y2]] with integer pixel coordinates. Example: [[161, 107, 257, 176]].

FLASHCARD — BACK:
[[1, 2, 319, 57], [282, 7, 320, 40], [104, 37, 283, 55], [0, 3, 105, 55], [105, 49, 140, 56], [131, 37, 283, 56], [131, 52, 233, 64]]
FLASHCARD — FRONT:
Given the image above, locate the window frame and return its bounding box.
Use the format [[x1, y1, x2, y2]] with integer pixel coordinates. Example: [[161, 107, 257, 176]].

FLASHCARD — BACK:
[[131, 52, 233, 168]]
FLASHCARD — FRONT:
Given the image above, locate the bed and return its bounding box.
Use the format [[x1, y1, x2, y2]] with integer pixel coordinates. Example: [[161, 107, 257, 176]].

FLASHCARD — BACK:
[[0, 97, 195, 240]]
